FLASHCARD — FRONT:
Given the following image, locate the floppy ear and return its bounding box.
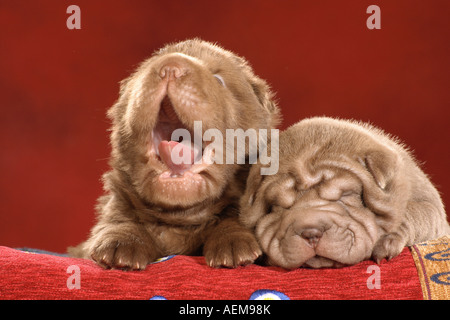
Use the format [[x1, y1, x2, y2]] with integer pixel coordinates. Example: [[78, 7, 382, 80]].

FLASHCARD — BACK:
[[251, 78, 281, 128], [106, 78, 130, 122], [363, 149, 399, 190], [358, 147, 408, 227]]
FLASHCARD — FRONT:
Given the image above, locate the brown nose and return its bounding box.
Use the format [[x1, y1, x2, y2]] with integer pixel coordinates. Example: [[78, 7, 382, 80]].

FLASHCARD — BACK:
[[300, 228, 323, 248], [159, 63, 185, 80]]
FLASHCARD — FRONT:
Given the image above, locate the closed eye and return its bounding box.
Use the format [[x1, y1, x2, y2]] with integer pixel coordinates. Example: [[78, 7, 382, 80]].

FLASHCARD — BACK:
[[340, 191, 364, 207], [267, 203, 289, 215], [213, 74, 226, 87], [341, 190, 354, 197]]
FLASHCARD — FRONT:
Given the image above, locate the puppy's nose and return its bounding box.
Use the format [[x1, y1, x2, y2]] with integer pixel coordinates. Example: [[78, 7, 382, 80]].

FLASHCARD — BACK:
[[159, 63, 185, 80], [300, 228, 323, 248]]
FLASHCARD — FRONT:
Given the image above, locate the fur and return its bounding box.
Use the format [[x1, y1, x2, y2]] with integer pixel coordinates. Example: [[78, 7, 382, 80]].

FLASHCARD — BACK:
[[68, 39, 280, 270], [240, 117, 449, 269]]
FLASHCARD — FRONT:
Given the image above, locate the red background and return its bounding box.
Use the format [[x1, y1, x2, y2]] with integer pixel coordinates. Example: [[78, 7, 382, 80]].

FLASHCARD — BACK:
[[1, 1, 449, 252]]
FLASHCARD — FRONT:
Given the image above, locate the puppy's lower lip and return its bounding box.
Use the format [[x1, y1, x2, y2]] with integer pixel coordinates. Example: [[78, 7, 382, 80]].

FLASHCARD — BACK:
[[170, 173, 183, 178], [159, 170, 195, 179]]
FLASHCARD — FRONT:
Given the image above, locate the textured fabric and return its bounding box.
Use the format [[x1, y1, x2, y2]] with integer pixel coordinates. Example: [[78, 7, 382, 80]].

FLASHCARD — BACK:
[[0, 245, 423, 300], [411, 235, 450, 300]]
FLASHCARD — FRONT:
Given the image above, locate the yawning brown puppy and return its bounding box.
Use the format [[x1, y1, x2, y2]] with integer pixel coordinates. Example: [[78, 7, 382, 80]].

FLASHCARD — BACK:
[[68, 39, 280, 270], [240, 117, 449, 269]]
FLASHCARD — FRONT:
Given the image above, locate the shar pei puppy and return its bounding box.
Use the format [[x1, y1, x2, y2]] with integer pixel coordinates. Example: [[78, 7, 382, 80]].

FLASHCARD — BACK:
[[69, 39, 280, 269], [240, 117, 449, 269]]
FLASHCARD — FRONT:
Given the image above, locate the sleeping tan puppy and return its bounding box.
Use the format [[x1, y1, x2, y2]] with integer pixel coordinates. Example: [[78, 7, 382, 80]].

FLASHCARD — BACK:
[[68, 39, 280, 269], [240, 117, 450, 269]]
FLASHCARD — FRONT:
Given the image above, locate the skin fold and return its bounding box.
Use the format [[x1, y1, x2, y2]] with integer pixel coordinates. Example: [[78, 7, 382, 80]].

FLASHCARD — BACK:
[[240, 117, 450, 269]]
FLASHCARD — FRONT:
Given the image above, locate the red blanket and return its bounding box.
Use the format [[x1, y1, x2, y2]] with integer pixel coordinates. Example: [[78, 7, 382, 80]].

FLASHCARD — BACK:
[[0, 246, 424, 300]]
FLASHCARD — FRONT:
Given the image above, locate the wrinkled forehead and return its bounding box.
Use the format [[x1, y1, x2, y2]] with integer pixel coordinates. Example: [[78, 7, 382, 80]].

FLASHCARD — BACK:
[[284, 152, 361, 190], [266, 161, 363, 208]]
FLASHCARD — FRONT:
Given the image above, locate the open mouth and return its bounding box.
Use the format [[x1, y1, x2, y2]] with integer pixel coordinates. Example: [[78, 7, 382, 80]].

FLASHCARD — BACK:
[[149, 95, 212, 179]]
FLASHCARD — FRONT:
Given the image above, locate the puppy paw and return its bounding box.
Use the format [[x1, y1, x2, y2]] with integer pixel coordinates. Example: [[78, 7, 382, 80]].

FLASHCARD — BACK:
[[89, 234, 156, 271], [204, 232, 262, 268], [372, 233, 406, 264]]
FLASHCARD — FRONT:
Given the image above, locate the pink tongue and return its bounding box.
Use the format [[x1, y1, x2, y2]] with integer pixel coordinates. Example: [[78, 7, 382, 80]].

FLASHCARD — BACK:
[[158, 140, 198, 175]]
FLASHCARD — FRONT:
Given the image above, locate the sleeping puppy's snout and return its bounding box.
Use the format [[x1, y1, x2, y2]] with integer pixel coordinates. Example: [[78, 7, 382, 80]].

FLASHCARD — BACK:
[[297, 228, 323, 249], [256, 199, 372, 269]]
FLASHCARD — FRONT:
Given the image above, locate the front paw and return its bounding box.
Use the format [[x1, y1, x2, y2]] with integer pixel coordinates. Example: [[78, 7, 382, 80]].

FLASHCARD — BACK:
[[89, 234, 156, 271], [372, 233, 406, 264], [204, 232, 262, 268]]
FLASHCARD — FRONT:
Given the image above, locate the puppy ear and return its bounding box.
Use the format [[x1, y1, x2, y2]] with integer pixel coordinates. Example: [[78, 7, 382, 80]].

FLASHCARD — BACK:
[[106, 77, 131, 122], [362, 149, 399, 190], [251, 79, 281, 128], [358, 147, 408, 228]]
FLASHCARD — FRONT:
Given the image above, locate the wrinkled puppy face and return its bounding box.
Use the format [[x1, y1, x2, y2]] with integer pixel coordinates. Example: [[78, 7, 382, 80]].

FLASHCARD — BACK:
[[240, 119, 403, 269], [108, 39, 278, 209], [247, 170, 379, 269]]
